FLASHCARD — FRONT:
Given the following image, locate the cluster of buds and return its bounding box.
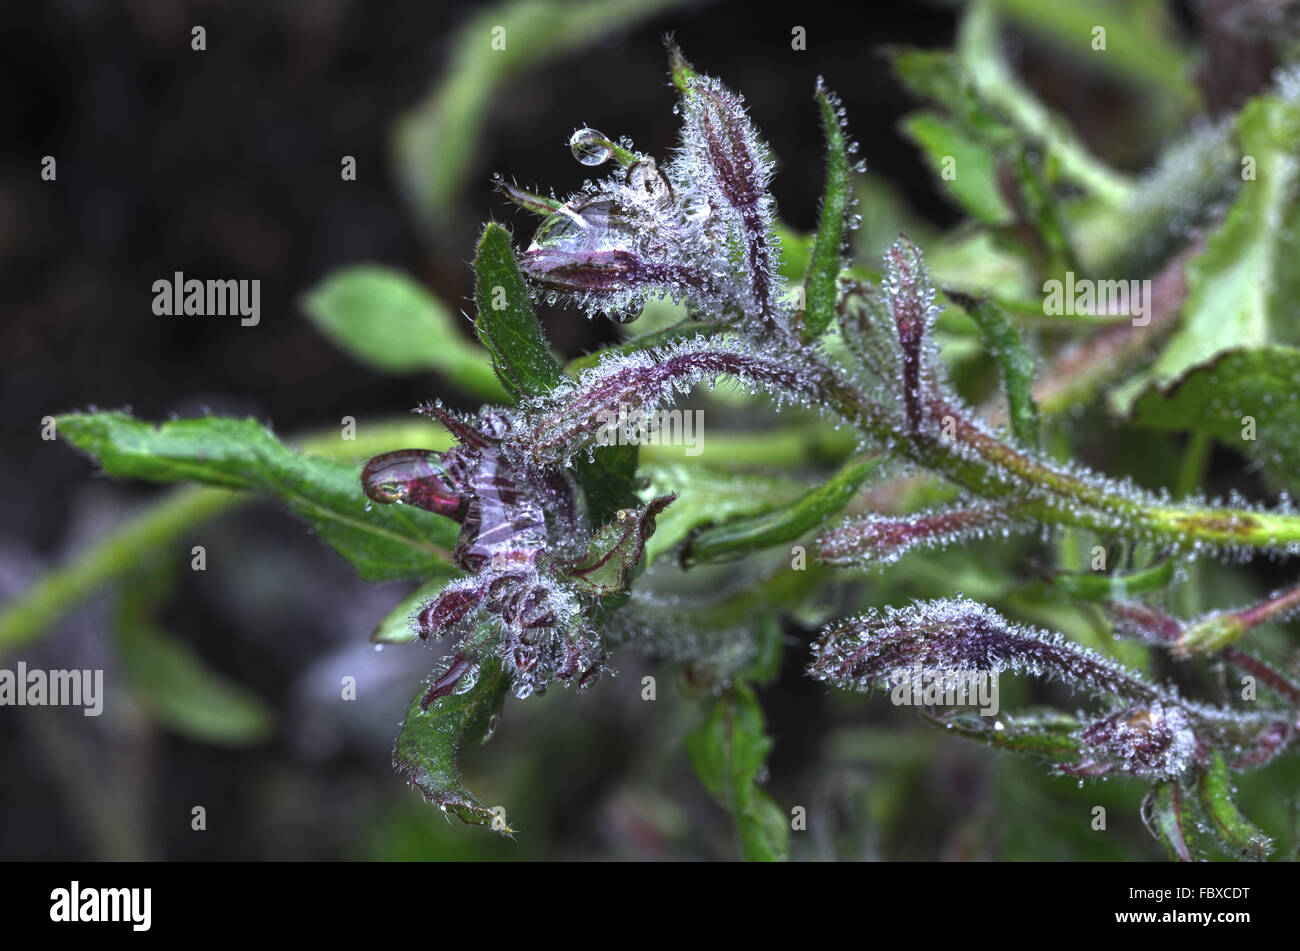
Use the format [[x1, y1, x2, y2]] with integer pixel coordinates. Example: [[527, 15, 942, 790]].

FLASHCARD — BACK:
[[363, 402, 670, 701], [498, 42, 788, 334]]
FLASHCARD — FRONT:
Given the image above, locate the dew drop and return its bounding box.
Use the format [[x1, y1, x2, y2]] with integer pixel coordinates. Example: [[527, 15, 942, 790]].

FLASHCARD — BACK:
[[569, 127, 612, 166]]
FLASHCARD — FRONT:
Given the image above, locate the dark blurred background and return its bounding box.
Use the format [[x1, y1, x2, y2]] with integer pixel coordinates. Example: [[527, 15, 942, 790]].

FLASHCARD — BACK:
[[6, 0, 1285, 861]]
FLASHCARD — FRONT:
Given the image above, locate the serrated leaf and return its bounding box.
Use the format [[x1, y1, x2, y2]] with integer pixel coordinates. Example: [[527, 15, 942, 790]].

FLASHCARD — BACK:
[[473, 222, 566, 401], [685, 683, 788, 861], [1131, 346, 1300, 492], [392, 653, 511, 831], [300, 265, 505, 399], [801, 82, 853, 343], [57, 412, 459, 582], [561, 494, 674, 598], [114, 607, 274, 746], [681, 455, 874, 567]]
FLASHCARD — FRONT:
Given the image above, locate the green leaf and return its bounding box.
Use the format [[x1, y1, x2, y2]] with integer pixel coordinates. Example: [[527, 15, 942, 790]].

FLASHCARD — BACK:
[[1132, 346, 1300, 492], [473, 222, 565, 401], [1197, 750, 1274, 861], [300, 265, 505, 399], [923, 709, 1083, 764], [957, 1, 1132, 206], [946, 290, 1039, 447], [57, 412, 459, 582], [392, 653, 511, 831], [899, 111, 1012, 226], [681, 455, 875, 567], [391, 0, 690, 238], [980, 0, 1198, 112], [1140, 96, 1300, 395], [372, 577, 455, 644], [473, 223, 641, 525], [1141, 780, 1206, 862], [1051, 559, 1175, 601], [685, 683, 788, 861], [800, 82, 854, 343], [561, 495, 675, 598], [640, 463, 808, 565], [114, 605, 274, 746]]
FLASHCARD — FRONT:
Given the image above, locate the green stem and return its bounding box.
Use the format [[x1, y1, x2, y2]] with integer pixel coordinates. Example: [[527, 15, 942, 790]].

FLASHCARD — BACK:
[[813, 366, 1300, 553]]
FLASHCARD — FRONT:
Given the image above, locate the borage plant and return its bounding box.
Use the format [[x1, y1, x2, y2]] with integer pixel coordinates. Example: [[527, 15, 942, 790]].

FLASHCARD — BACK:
[[53, 33, 1300, 861]]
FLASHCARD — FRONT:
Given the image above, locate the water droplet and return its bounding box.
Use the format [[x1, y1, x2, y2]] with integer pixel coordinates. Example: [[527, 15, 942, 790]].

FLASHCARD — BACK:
[[683, 193, 711, 221], [569, 127, 612, 166]]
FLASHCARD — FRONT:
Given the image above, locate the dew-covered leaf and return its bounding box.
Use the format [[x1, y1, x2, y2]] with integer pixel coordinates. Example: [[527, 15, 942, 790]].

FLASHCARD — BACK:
[[300, 265, 504, 399], [682, 455, 874, 567], [801, 81, 854, 343], [1141, 780, 1206, 862], [946, 291, 1038, 447], [392, 653, 511, 831], [1197, 750, 1274, 861], [685, 683, 788, 861], [1131, 346, 1300, 492], [57, 412, 459, 582], [473, 222, 565, 401], [561, 495, 675, 599]]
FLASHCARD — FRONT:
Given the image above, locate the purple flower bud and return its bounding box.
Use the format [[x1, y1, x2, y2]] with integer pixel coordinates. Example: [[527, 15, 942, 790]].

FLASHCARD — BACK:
[[362, 449, 466, 519], [1076, 703, 1198, 780]]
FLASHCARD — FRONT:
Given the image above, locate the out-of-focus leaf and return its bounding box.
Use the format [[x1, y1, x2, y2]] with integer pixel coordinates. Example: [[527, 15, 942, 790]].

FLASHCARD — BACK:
[[392, 0, 691, 238], [801, 81, 854, 343], [561, 495, 675, 598], [57, 412, 459, 582], [1132, 346, 1300, 492], [114, 608, 274, 746], [681, 455, 875, 567], [957, 0, 1133, 206], [1123, 97, 1300, 408], [372, 577, 456, 644], [392, 653, 511, 830], [979, 0, 1198, 112], [899, 111, 1012, 226], [685, 683, 788, 861], [301, 265, 505, 399], [1051, 558, 1175, 601]]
